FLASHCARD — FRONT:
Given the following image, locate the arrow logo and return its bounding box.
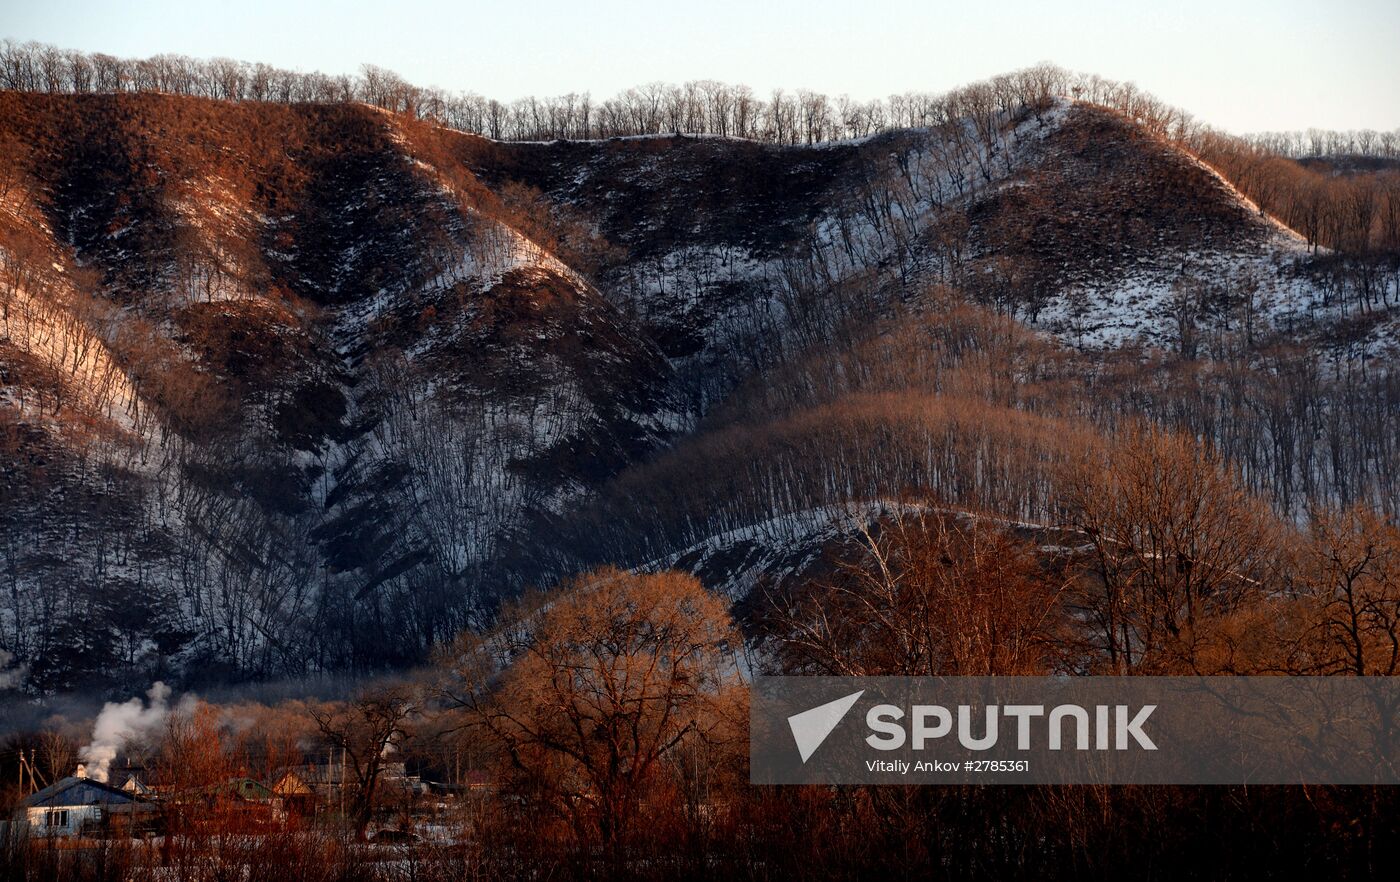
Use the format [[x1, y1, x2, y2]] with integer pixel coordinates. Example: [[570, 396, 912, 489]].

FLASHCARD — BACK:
[[787, 690, 865, 762]]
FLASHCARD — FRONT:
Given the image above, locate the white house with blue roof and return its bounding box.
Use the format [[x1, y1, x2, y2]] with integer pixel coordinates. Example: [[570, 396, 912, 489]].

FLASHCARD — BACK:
[[16, 766, 151, 837]]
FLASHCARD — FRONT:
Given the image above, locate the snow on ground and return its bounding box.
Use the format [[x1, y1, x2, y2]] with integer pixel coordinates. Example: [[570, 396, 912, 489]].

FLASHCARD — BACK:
[[649, 498, 1070, 599], [1035, 241, 1304, 349], [0, 255, 146, 437], [649, 503, 876, 599], [165, 173, 265, 304], [1030, 123, 1400, 359], [595, 104, 1079, 414], [1034, 234, 1400, 359], [310, 153, 678, 578]]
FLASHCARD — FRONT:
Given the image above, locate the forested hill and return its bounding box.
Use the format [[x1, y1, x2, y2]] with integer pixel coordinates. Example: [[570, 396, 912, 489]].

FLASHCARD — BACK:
[[1, 75, 1398, 694]]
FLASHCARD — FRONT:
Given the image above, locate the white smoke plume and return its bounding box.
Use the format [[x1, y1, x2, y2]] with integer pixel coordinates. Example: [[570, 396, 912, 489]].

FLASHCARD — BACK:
[[0, 650, 26, 690], [78, 682, 183, 782]]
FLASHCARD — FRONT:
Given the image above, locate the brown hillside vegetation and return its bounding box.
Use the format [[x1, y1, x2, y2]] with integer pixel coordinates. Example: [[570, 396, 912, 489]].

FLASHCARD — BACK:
[[3, 36, 1400, 882], [0, 71, 1397, 693]]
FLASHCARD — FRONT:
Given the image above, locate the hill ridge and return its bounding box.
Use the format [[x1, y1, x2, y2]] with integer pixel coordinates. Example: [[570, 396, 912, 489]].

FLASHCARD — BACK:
[[1, 87, 1396, 692]]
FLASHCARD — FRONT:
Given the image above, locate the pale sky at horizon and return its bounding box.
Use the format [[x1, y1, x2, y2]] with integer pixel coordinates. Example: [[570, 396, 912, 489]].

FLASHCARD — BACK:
[[3, 0, 1398, 134]]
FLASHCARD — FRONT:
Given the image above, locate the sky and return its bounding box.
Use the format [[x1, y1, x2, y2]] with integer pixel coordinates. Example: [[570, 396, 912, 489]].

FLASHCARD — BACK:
[[3, 0, 1398, 134]]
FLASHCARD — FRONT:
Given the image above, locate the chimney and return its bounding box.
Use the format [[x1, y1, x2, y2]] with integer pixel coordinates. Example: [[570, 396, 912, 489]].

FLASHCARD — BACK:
[[75, 763, 88, 779]]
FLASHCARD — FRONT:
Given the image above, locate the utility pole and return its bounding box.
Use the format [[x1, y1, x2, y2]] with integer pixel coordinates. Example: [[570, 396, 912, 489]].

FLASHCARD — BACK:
[[17, 749, 39, 795], [31, 750, 47, 789]]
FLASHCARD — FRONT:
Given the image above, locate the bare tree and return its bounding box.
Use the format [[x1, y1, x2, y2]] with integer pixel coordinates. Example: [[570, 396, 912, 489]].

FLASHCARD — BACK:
[[1295, 504, 1400, 676], [765, 507, 1070, 676], [443, 568, 743, 856], [311, 685, 419, 840], [1062, 425, 1282, 673]]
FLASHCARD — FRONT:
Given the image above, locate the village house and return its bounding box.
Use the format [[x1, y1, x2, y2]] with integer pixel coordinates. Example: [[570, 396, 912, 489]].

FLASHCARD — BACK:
[[119, 772, 152, 796], [274, 761, 427, 800], [270, 770, 319, 816], [16, 766, 155, 837]]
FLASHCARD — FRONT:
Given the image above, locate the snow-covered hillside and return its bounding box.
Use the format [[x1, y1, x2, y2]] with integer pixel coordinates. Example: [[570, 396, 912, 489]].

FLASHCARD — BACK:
[[2, 89, 1397, 693]]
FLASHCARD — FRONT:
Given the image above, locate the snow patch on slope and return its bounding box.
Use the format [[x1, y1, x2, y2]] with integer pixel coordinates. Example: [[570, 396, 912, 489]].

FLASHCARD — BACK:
[[0, 254, 146, 438]]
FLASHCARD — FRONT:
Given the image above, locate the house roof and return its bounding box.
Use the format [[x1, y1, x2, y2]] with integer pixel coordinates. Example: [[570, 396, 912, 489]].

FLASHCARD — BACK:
[[20, 776, 142, 808], [120, 775, 152, 795], [274, 764, 345, 785], [271, 772, 314, 795], [217, 778, 276, 801]]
